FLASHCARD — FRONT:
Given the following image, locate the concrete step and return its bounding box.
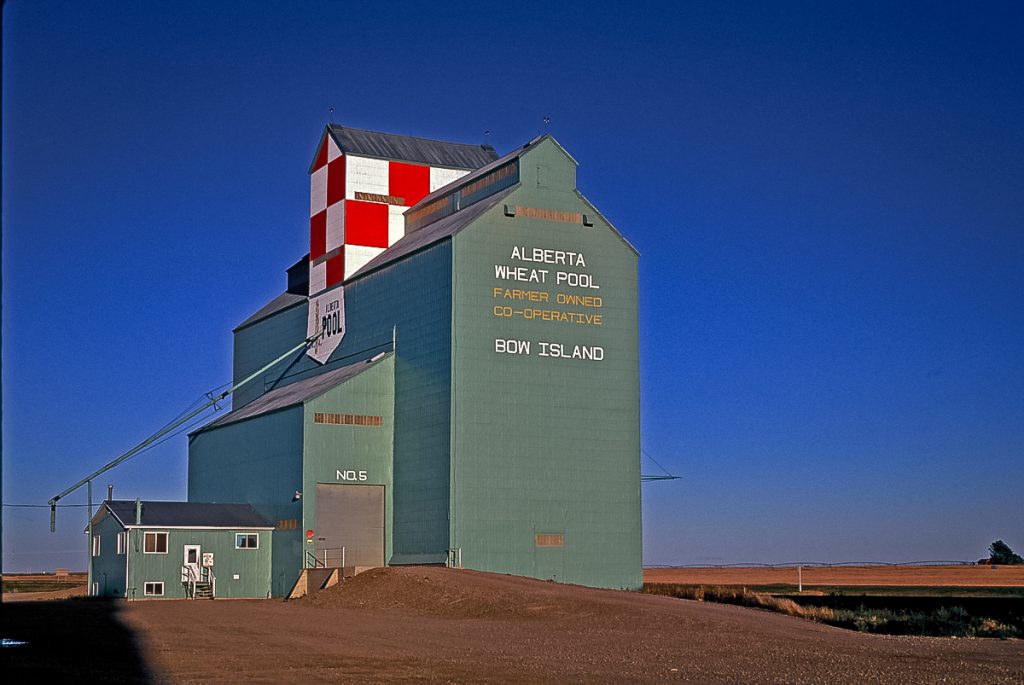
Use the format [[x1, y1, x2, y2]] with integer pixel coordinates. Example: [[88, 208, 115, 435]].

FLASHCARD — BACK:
[[287, 565, 383, 599], [287, 569, 329, 599]]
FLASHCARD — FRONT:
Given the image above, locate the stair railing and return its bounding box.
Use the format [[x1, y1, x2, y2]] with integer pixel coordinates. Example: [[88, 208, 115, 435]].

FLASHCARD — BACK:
[[305, 550, 325, 569], [181, 565, 198, 599], [305, 547, 347, 568]]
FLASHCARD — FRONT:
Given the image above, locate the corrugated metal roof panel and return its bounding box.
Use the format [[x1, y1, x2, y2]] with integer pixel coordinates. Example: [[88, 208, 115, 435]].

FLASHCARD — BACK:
[[348, 186, 517, 280], [327, 125, 498, 169], [103, 501, 273, 528], [234, 291, 307, 331], [409, 135, 542, 212], [200, 354, 389, 430]]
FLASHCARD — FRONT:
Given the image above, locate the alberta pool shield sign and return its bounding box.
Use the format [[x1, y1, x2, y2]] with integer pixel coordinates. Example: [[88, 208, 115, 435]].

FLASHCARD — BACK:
[[307, 286, 345, 364]]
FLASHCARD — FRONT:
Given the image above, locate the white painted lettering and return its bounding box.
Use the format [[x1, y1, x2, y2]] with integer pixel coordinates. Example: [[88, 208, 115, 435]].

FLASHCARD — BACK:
[[494, 264, 549, 283], [556, 271, 600, 289], [510, 247, 587, 267], [536, 342, 604, 361], [495, 338, 530, 355]]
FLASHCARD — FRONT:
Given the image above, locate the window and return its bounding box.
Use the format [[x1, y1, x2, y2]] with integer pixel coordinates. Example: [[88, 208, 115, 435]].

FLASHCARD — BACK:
[[116, 532, 126, 555], [235, 533, 259, 549], [92, 534, 101, 557], [144, 532, 168, 554], [144, 581, 164, 596]]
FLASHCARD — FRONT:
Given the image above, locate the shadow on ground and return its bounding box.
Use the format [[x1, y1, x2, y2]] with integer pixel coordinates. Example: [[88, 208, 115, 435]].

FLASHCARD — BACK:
[[2, 597, 152, 683]]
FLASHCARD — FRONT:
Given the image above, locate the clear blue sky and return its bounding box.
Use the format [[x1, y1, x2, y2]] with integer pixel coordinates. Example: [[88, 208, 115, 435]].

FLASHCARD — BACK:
[[3, 1, 1022, 571]]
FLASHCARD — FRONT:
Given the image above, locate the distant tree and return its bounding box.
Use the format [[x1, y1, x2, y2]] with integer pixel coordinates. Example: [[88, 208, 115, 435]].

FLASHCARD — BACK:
[[988, 540, 1024, 565]]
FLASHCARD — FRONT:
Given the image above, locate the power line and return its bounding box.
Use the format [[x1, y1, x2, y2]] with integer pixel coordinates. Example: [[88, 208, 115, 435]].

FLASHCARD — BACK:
[[117, 407, 220, 465], [48, 333, 322, 533], [4, 503, 93, 508], [272, 339, 392, 386], [641, 448, 681, 481]]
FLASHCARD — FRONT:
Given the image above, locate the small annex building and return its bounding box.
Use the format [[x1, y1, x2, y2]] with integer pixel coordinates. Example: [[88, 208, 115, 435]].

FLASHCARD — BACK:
[[162, 123, 643, 598], [88, 500, 274, 599]]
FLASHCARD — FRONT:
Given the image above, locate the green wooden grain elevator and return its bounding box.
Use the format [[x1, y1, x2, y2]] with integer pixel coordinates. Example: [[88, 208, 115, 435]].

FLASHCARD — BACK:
[[188, 126, 641, 596]]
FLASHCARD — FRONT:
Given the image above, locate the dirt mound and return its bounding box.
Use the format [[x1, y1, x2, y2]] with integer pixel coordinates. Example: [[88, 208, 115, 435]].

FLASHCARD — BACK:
[[300, 566, 623, 619], [18, 569, 1019, 684]]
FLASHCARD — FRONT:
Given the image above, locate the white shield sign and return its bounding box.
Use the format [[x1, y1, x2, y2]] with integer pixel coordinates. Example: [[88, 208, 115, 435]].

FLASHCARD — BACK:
[[307, 286, 346, 364]]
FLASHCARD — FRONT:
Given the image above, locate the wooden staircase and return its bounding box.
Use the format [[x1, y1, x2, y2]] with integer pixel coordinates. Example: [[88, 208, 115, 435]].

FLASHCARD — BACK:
[[193, 581, 214, 599], [182, 565, 216, 599]]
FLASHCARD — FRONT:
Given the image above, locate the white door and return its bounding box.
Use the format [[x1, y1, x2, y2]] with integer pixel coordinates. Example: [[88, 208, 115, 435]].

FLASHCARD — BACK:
[[183, 545, 201, 582]]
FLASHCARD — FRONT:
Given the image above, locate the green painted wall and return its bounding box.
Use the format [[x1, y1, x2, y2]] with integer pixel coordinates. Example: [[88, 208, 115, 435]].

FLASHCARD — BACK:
[[89, 510, 127, 597], [322, 244, 454, 562], [224, 243, 454, 564], [302, 355, 395, 563], [187, 407, 304, 597], [450, 139, 642, 589], [232, 301, 314, 408], [124, 527, 272, 599]]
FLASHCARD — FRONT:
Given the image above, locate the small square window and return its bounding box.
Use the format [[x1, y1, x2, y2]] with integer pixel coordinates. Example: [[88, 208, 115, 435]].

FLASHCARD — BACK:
[[144, 581, 164, 596], [235, 533, 259, 549], [144, 532, 168, 554]]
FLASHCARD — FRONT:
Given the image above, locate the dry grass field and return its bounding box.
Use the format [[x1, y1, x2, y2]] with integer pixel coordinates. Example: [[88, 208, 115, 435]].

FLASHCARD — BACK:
[[4, 567, 1023, 684], [3, 572, 88, 601], [3, 572, 88, 585], [644, 564, 1024, 587]]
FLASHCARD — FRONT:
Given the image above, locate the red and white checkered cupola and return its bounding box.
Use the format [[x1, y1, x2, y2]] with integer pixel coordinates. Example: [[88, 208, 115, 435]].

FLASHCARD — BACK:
[[308, 131, 345, 294], [308, 126, 486, 296]]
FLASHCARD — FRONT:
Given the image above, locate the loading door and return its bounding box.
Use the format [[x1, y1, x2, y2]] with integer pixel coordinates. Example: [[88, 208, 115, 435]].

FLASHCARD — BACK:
[[314, 484, 384, 568]]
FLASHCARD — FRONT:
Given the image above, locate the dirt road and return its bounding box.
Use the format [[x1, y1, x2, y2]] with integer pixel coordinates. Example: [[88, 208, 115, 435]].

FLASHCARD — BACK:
[[5, 567, 1022, 683]]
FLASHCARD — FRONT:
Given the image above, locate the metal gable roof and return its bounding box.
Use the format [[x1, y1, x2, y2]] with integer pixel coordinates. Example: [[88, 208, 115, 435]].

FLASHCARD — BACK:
[[326, 124, 498, 169], [410, 134, 543, 210], [196, 353, 390, 431], [102, 501, 273, 529], [344, 134, 620, 280], [234, 291, 307, 332], [398, 133, 639, 257]]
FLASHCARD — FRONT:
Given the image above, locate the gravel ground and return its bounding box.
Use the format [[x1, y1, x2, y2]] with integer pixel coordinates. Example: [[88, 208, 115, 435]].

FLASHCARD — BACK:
[[6, 567, 1023, 683]]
